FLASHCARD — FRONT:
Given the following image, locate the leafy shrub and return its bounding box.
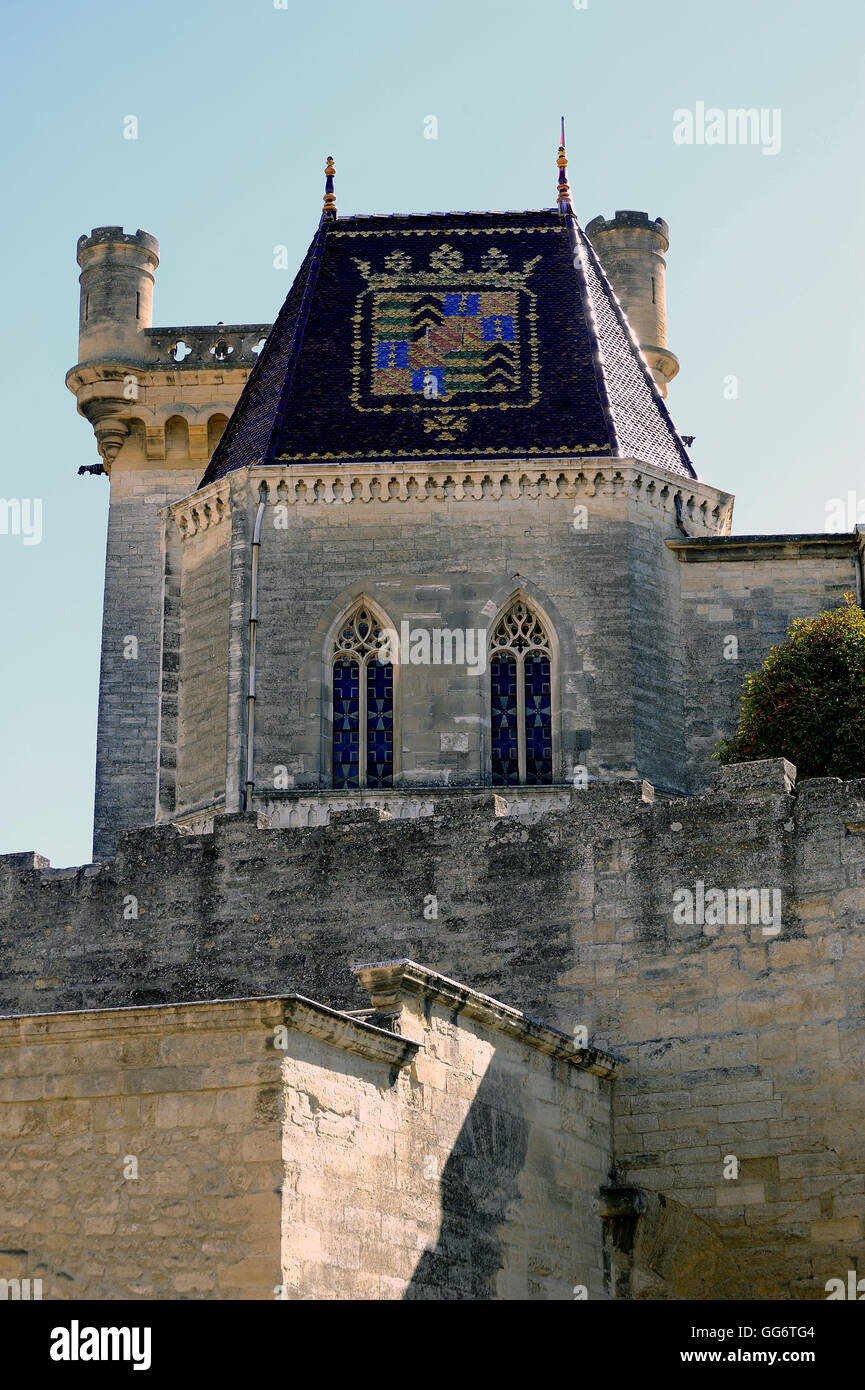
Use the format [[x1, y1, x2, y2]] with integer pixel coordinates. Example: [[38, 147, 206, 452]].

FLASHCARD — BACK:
[[715, 594, 865, 779]]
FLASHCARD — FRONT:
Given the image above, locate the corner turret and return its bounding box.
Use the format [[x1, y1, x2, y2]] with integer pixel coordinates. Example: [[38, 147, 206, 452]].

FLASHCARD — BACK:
[[76, 226, 160, 363], [585, 211, 679, 397]]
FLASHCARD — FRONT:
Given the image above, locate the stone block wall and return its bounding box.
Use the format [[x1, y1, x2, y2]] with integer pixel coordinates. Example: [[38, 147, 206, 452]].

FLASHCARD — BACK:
[[93, 463, 200, 860], [165, 460, 730, 814], [1, 760, 863, 1298], [173, 512, 231, 817], [282, 962, 615, 1300], [161, 468, 859, 823], [0, 964, 614, 1300], [0, 997, 284, 1299]]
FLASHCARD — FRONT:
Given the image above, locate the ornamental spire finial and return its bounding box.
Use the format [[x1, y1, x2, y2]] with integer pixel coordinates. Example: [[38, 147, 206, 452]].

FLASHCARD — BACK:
[[556, 117, 572, 210], [321, 155, 337, 222]]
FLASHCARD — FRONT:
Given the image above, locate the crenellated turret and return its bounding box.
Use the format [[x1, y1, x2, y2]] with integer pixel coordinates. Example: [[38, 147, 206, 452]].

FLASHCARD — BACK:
[[66, 222, 270, 861], [76, 226, 160, 364]]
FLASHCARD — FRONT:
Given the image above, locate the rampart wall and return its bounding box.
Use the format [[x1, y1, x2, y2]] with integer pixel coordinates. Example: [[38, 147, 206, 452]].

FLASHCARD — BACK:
[[1, 759, 863, 1297]]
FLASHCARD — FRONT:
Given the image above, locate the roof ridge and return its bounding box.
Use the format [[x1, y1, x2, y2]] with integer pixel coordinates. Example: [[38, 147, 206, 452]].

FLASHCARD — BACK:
[[261, 222, 330, 468], [560, 207, 620, 458], [579, 224, 696, 478], [198, 228, 323, 488]]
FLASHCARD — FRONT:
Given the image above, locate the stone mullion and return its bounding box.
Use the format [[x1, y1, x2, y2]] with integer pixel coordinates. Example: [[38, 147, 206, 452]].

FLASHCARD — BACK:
[[359, 654, 370, 788], [515, 650, 527, 785]]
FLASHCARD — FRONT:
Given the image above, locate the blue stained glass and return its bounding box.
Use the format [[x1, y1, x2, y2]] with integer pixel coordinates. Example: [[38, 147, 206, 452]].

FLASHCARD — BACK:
[[442, 293, 480, 317], [333, 660, 360, 789], [366, 661, 393, 789], [524, 655, 552, 784], [480, 315, 515, 341], [491, 655, 519, 786]]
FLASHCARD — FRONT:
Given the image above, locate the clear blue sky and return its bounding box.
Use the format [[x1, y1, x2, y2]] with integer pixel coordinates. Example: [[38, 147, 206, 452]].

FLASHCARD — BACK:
[[1, 0, 862, 866]]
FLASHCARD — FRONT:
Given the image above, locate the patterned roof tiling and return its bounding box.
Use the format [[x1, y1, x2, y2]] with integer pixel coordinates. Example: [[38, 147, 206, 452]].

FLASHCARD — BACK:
[[201, 230, 324, 486], [199, 208, 695, 487], [578, 232, 694, 478]]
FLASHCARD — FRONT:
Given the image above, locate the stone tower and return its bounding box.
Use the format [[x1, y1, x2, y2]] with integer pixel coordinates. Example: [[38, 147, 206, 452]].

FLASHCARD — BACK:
[[584, 211, 679, 396], [67, 144, 860, 862], [147, 142, 739, 841], [67, 228, 270, 859]]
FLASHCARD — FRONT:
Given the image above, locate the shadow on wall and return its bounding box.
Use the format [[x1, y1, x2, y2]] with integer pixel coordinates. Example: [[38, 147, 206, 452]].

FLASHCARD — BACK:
[[607, 1189, 739, 1301], [405, 1059, 531, 1301]]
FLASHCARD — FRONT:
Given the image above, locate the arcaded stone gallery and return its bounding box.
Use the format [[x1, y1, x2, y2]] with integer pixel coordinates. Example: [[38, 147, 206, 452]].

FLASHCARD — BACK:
[[1, 139, 862, 1300]]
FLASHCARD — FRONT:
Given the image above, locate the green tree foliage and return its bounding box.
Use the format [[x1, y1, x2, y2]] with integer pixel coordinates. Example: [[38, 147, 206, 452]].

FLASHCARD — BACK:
[[715, 594, 865, 779]]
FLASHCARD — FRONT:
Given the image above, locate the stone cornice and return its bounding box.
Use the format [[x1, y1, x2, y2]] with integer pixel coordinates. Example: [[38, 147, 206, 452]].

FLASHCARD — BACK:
[[0, 992, 419, 1068], [354, 959, 623, 1076], [667, 533, 860, 563], [170, 457, 734, 541], [281, 995, 419, 1066]]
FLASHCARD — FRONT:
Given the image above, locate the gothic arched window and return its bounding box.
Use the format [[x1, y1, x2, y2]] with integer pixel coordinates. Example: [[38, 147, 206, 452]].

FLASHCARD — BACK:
[[331, 605, 394, 789], [490, 600, 553, 786]]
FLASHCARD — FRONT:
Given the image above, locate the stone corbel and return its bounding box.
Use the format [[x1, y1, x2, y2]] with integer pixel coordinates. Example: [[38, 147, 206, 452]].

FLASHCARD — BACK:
[[83, 400, 129, 467]]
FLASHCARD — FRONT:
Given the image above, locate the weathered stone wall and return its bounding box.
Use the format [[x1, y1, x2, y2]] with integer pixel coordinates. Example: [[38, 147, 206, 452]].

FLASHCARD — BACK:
[[2, 760, 863, 1298], [673, 536, 861, 790], [245, 469, 649, 790], [282, 961, 614, 1300], [93, 462, 201, 861], [162, 469, 860, 823], [174, 516, 231, 816], [0, 965, 613, 1301], [166, 460, 730, 808], [629, 518, 687, 790], [0, 997, 284, 1299], [594, 764, 865, 1299]]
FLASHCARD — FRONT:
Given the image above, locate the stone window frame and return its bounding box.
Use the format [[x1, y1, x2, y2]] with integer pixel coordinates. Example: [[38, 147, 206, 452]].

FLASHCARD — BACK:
[[327, 596, 400, 789], [487, 594, 558, 786]]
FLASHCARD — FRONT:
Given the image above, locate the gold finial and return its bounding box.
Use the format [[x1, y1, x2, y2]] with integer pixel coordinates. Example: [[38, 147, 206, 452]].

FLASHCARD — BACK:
[[322, 155, 337, 220], [557, 116, 571, 207]]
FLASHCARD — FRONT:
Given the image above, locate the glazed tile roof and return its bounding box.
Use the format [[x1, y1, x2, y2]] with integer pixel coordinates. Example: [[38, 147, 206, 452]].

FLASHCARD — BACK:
[[200, 208, 695, 487]]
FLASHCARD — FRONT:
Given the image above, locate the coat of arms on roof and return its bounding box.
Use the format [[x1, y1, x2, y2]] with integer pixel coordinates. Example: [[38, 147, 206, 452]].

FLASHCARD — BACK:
[[349, 239, 543, 426]]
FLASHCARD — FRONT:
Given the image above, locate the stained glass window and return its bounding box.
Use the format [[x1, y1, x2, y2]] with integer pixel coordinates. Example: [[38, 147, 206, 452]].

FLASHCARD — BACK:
[[366, 660, 393, 788], [489, 601, 553, 785], [491, 655, 519, 786], [333, 660, 360, 790], [523, 654, 552, 784], [331, 605, 394, 788]]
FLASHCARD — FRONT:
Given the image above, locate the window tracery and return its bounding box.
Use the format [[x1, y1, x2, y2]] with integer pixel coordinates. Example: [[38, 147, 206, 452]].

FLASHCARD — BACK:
[[490, 600, 553, 785], [332, 605, 394, 788]]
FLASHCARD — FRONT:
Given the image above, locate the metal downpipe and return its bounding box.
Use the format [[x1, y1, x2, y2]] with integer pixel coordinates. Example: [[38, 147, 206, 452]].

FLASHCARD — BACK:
[[243, 481, 268, 812]]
